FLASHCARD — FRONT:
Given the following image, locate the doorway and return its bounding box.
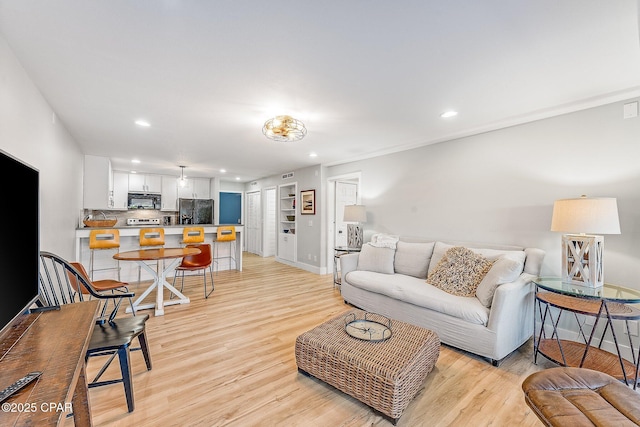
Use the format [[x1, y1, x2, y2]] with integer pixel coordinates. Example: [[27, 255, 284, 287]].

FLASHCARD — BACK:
[[263, 187, 277, 257], [326, 173, 361, 272], [246, 191, 261, 255], [219, 192, 242, 224]]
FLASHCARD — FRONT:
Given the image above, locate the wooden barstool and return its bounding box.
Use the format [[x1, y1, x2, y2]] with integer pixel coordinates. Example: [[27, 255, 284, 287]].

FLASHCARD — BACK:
[[181, 226, 205, 245], [89, 229, 121, 281], [138, 227, 165, 284], [213, 226, 236, 273]]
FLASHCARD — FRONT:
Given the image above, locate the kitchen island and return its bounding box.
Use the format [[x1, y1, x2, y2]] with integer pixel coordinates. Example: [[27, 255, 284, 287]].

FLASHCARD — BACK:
[[75, 225, 243, 282]]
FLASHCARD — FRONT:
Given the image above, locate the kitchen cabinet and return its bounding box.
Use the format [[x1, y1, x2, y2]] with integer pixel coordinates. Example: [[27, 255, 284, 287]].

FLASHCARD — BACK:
[[112, 171, 129, 209], [161, 175, 178, 211], [128, 173, 161, 193], [277, 182, 296, 262], [178, 177, 211, 199], [83, 155, 113, 210]]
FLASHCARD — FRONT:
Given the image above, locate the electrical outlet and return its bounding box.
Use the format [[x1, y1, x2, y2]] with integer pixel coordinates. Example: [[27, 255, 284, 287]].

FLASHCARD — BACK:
[[308, 253, 311, 260], [314, 255, 317, 262]]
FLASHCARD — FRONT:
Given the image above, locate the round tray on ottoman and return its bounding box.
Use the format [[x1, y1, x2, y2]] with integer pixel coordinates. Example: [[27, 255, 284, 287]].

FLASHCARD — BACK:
[[295, 309, 440, 424]]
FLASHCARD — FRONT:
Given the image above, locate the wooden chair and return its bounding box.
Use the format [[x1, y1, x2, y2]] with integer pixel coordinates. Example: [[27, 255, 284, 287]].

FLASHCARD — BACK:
[[39, 251, 152, 413], [172, 243, 214, 298], [213, 226, 236, 272], [69, 261, 136, 318], [89, 229, 121, 280], [181, 226, 205, 245]]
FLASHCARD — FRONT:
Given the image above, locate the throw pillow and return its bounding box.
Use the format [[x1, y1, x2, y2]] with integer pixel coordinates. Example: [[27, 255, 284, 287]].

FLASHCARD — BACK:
[[476, 256, 525, 307], [394, 241, 435, 279], [427, 246, 494, 297], [356, 244, 395, 274]]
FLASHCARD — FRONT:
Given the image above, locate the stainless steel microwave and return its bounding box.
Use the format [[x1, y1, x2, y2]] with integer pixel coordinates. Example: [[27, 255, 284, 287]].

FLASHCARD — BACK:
[[128, 193, 161, 210]]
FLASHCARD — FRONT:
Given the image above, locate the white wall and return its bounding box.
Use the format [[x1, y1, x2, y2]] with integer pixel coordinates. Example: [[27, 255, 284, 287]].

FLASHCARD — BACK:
[[0, 36, 83, 259], [327, 97, 640, 288]]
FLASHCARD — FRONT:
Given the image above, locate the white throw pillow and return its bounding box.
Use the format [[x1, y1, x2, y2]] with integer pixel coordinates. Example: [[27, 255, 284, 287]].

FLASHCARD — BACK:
[[356, 244, 395, 274], [394, 241, 435, 279], [476, 256, 525, 307]]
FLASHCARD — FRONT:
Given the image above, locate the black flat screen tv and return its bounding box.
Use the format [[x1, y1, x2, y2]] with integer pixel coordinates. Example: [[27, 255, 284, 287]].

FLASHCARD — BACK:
[[0, 150, 39, 335]]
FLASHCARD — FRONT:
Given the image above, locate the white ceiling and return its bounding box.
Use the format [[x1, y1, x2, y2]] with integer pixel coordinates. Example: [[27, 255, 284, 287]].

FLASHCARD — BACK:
[[1, 1, 640, 182]]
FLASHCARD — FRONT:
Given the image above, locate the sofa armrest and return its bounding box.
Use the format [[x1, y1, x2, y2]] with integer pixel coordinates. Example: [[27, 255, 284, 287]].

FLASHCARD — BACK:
[[486, 272, 536, 354], [340, 253, 359, 281]]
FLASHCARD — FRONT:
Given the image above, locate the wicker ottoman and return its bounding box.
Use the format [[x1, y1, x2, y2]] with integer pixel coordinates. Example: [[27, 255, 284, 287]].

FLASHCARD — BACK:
[[295, 309, 440, 424]]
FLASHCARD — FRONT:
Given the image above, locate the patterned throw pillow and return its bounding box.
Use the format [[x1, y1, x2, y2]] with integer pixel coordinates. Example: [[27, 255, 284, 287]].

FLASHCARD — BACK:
[[427, 246, 494, 297]]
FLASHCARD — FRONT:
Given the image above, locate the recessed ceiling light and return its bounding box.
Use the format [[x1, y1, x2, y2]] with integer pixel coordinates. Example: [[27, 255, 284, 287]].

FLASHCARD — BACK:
[[135, 120, 151, 127], [235, 177, 240, 181], [220, 169, 226, 173], [131, 170, 137, 174], [309, 152, 318, 158], [440, 111, 458, 118], [131, 159, 141, 164]]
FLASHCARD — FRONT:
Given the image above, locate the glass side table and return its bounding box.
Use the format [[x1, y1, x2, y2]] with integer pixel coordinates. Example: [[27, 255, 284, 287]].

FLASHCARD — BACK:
[[333, 246, 361, 288], [533, 277, 640, 387]]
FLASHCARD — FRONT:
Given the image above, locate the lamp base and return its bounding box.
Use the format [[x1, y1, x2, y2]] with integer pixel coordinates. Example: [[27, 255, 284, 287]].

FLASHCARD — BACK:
[[347, 224, 363, 248], [561, 234, 604, 287]]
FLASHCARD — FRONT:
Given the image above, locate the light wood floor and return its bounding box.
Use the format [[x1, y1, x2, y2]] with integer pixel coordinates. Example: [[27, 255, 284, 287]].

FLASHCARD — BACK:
[[80, 253, 552, 426]]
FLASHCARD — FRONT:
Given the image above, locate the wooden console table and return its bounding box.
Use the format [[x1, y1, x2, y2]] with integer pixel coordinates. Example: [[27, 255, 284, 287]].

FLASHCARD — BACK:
[[534, 278, 640, 387], [0, 301, 99, 426]]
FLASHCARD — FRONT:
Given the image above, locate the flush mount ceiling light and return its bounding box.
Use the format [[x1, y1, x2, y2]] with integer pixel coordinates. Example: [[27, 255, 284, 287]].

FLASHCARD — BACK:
[[262, 115, 307, 142]]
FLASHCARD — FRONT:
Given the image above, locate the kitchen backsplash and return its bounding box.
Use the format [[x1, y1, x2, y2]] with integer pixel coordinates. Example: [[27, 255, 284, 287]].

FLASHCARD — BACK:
[[82, 209, 177, 228]]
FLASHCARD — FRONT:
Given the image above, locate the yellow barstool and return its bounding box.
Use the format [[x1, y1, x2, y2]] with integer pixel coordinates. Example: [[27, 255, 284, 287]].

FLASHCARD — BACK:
[[213, 226, 236, 273], [181, 226, 205, 245], [138, 227, 165, 283], [89, 229, 121, 280]]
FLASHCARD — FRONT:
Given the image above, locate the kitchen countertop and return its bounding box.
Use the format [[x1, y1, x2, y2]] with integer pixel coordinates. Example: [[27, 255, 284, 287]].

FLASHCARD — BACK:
[[76, 224, 243, 230]]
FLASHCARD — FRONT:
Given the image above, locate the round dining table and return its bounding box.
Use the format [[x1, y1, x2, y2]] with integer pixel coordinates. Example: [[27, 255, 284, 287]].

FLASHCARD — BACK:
[[114, 247, 200, 316]]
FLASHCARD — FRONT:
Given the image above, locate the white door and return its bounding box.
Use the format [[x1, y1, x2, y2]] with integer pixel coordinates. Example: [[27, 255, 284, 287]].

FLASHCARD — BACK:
[[246, 191, 261, 255], [263, 187, 277, 257], [335, 181, 358, 247]]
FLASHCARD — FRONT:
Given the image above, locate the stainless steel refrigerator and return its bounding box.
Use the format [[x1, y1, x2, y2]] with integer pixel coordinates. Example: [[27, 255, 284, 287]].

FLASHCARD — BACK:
[[178, 198, 214, 225]]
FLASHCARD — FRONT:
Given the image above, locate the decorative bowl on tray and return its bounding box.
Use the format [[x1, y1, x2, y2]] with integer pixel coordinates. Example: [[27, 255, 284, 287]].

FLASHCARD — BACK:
[[286, 215, 295, 221]]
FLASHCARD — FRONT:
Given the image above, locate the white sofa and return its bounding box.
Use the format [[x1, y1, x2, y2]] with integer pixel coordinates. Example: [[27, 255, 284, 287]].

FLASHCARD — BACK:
[[340, 239, 545, 365]]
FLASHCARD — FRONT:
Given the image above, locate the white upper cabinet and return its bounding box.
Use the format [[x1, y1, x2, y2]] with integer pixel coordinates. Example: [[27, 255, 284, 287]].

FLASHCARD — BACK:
[[128, 173, 161, 193], [178, 177, 211, 199], [83, 155, 113, 210], [112, 171, 129, 209], [161, 175, 178, 211]]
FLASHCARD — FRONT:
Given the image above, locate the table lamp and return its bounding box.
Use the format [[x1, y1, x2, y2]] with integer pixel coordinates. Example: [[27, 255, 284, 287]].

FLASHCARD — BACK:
[[343, 205, 367, 248], [550, 195, 620, 287]]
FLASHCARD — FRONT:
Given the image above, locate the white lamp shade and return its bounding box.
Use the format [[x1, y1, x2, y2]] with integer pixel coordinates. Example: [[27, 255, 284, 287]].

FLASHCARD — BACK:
[[551, 197, 620, 234], [343, 205, 367, 223]]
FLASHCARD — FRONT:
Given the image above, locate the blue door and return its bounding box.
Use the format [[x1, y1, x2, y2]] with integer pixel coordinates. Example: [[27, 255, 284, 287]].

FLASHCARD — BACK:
[[219, 192, 242, 224]]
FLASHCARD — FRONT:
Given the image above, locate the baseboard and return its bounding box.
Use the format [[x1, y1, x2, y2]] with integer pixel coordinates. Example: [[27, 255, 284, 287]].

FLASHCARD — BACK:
[[275, 257, 327, 275]]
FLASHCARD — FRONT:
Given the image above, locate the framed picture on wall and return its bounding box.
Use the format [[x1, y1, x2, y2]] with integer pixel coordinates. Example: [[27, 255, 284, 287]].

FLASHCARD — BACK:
[[300, 190, 315, 215]]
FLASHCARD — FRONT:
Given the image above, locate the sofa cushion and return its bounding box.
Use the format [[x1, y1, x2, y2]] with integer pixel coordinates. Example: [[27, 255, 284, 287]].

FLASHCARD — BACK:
[[427, 247, 493, 297], [356, 244, 395, 274], [428, 242, 526, 275], [393, 241, 435, 279], [345, 270, 490, 325], [476, 256, 525, 307]]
